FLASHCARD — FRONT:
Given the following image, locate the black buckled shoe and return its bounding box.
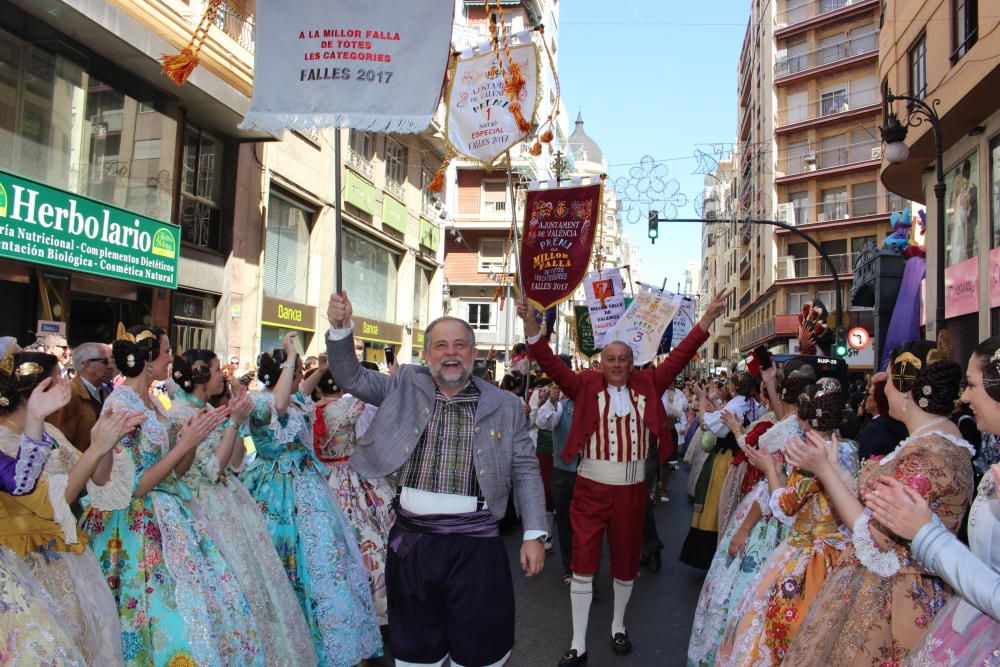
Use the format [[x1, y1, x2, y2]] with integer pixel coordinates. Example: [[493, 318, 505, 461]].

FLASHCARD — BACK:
[[612, 631, 632, 655], [558, 649, 588, 666], [648, 549, 662, 574]]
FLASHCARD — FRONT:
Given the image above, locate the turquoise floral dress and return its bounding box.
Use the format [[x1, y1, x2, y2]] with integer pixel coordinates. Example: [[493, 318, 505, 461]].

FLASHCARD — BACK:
[[241, 390, 381, 667], [168, 390, 318, 667], [80, 385, 264, 667]]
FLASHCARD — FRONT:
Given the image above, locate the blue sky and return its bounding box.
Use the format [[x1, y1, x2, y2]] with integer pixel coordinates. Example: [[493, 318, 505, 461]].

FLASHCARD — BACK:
[[558, 0, 748, 294]]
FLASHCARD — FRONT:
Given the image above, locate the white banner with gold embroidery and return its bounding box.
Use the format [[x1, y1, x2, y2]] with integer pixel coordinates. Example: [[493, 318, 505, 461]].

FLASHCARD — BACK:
[[606, 284, 683, 366], [238, 0, 454, 133], [446, 35, 539, 165]]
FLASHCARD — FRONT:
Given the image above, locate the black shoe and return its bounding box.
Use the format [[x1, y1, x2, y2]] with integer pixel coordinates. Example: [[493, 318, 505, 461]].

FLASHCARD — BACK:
[[558, 649, 588, 666], [648, 550, 662, 574], [639, 553, 649, 566], [612, 631, 632, 655]]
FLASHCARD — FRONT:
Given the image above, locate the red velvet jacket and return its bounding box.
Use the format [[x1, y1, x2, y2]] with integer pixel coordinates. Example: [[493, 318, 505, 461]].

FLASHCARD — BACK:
[[528, 325, 710, 465]]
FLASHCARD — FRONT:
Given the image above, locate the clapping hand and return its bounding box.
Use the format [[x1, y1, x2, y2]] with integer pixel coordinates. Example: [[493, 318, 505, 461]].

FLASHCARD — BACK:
[[862, 475, 932, 540], [25, 377, 71, 422], [90, 409, 146, 455], [784, 432, 830, 474], [721, 410, 743, 437], [227, 384, 254, 424], [745, 443, 777, 474], [177, 406, 230, 452]]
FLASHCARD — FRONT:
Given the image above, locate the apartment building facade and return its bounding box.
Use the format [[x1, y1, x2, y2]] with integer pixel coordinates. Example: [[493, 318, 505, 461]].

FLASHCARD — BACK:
[[442, 0, 565, 363], [0, 0, 446, 366], [717, 0, 896, 372], [880, 0, 999, 361]]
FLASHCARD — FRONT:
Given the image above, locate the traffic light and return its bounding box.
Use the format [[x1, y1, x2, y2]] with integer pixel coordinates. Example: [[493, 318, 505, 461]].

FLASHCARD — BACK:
[[832, 327, 848, 358], [648, 210, 659, 244]]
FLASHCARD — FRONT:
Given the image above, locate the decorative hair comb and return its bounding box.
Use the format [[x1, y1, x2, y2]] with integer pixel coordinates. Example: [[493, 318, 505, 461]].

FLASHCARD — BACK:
[[891, 351, 922, 391], [0, 346, 13, 376], [115, 322, 157, 345], [0, 346, 43, 380], [926, 330, 953, 366]]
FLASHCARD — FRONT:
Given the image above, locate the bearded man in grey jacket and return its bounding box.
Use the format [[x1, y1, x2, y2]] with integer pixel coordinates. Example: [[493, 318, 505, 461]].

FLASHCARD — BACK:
[[326, 291, 546, 667]]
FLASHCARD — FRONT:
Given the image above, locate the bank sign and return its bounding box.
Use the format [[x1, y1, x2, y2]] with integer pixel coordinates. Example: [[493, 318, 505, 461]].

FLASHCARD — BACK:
[[0, 170, 178, 288]]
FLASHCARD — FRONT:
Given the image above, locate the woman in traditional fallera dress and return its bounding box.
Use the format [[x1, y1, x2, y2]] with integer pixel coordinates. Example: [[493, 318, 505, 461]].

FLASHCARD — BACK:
[[864, 335, 1000, 666], [717, 382, 860, 666], [781, 339, 975, 666], [314, 369, 394, 626], [682, 373, 760, 569], [81, 325, 265, 667], [687, 364, 815, 667], [167, 350, 318, 667], [0, 409, 85, 667], [241, 333, 381, 666], [0, 349, 146, 666]]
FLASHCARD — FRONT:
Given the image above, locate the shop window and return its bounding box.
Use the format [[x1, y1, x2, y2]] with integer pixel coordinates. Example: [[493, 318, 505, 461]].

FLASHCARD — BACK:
[[386, 137, 407, 186], [264, 193, 313, 303], [343, 230, 399, 322], [479, 238, 506, 273], [171, 292, 217, 354], [951, 0, 978, 63], [467, 302, 495, 332], [909, 34, 927, 100], [944, 153, 979, 266], [0, 28, 177, 222], [180, 127, 225, 251]]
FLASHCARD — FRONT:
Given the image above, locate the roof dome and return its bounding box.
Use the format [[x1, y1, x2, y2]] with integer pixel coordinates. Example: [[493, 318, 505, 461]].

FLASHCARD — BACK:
[[568, 111, 604, 164]]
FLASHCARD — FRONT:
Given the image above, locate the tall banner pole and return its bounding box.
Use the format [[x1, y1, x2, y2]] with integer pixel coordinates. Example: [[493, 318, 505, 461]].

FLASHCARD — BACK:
[[332, 128, 345, 329], [504, 155, 530, 402]]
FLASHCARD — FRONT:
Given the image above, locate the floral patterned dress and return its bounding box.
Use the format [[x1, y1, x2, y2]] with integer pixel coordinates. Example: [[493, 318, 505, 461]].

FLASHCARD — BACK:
[[80, 385, 264, 667], [686, 414, 798, 667], [906, 472, 1000, 666], [783, 433, 975, 666], [717, 438, 859, 666], [241, 390, 381, 667], [315, 395, 395, 626], [168, 391, 317, 667], [0, 425, 124, 666]]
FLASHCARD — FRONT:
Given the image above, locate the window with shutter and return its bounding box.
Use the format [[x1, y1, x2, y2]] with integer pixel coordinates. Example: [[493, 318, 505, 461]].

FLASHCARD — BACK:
[[342, 230, 399, 321], [263, 193, 312, 303]]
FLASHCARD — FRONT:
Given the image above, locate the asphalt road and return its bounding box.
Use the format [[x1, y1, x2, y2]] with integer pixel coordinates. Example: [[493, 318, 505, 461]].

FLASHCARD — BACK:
[[503, 465, 705, 667]]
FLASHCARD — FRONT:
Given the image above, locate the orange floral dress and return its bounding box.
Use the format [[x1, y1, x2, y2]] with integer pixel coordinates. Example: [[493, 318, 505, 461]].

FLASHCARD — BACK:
[[716, 439, 858, 666], [783, 433, 975, 666]]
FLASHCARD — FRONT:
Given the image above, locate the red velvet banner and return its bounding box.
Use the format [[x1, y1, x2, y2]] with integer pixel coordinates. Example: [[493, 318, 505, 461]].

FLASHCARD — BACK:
[[519, 182, 601, 311]]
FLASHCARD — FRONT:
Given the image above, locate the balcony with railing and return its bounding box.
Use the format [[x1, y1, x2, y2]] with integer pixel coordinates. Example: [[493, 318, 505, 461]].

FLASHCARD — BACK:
[[775, 193, 884, 228], [775, 28, 877, 81], [777, 134, 880, 178], [347, 146, 375, 181], [212, 0, 256, 54], [775, 0, 877, 32], [384, 177, 405, 202], [739, 289, 753, 310], [776, 252, 857, 280], [776, 86, 879, 130]]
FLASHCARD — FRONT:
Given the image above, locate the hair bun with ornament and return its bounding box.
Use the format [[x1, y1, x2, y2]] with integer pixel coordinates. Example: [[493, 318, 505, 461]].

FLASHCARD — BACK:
[[112, 324, 163, 378], [0, 350, 59, 413]]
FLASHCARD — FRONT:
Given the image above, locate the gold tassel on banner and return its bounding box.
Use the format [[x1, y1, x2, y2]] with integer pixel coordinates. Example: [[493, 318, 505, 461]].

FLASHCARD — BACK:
[[160, 0, 223, 86], [509, 103, 533, 133], [540, 129, 554, 144], [529, 142, 542, 156]]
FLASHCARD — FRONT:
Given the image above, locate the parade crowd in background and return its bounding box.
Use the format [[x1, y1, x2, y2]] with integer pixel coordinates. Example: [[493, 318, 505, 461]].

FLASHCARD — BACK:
[[1, 287, 999, 667]]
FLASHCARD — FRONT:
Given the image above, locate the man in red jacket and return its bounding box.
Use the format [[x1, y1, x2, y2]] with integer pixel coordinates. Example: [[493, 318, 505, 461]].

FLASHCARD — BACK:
[[517, 289, 730, 666]]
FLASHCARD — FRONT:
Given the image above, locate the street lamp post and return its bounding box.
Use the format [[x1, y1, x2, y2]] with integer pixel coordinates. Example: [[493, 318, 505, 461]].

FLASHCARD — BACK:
[[880, 92, 945, 337]]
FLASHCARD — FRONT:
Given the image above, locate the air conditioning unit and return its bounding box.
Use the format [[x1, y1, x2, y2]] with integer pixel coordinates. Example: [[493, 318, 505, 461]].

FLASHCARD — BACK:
[[870, 146, 883, 160], [776, 202, 795, 225]]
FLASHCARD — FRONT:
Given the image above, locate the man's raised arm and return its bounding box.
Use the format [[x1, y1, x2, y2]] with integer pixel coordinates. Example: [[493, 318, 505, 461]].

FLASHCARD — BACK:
[[325, 291, 394, 406], [516, 298, 582, 400]]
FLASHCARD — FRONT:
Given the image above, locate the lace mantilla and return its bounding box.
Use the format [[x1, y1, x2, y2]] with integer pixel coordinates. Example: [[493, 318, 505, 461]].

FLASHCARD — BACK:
[[758, 414, 800, 454], [853, 509, 900, 576], [879, 432, 976, 466]]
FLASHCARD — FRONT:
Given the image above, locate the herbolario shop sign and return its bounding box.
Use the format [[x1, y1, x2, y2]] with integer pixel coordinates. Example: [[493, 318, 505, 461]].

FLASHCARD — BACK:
[[0, 169, 178, 288]]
